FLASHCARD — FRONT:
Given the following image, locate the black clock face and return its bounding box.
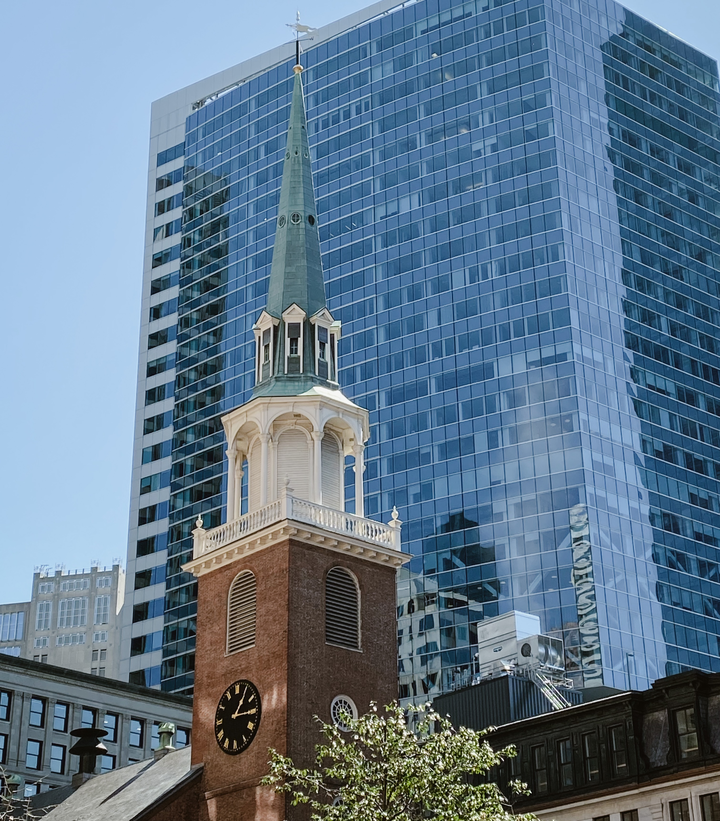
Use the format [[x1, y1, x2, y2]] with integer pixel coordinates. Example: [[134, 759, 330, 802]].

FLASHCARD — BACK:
[[215, 679, 262, 755]]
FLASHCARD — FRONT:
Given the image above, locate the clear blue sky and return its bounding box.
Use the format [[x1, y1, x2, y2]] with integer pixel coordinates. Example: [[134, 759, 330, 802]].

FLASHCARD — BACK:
[[0, 0, 718, 605]]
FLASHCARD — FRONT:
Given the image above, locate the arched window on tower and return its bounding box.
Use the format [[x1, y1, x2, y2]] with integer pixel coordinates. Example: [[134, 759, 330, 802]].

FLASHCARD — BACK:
[[227, 570, 256, 655], [325, 567, 360, 650]]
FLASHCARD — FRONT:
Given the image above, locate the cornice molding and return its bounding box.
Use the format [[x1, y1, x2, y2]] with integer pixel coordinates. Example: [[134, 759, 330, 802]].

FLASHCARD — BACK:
[[183, 519, 410, 577]]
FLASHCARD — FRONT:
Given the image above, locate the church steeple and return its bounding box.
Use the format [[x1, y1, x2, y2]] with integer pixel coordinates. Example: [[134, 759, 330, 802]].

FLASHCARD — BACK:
[[220, 60, 369, 522], [253, 63, 339, 397]]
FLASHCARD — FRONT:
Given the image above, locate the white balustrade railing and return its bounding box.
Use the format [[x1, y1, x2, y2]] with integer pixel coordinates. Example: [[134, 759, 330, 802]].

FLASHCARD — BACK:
[[193, 495, 401, 558]]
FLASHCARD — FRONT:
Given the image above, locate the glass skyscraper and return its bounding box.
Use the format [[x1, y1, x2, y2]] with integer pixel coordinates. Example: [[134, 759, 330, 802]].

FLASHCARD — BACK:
[[121, 0, 720, 697]]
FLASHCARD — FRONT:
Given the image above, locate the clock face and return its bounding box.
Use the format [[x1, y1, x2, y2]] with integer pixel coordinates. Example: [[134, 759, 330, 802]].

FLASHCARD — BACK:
[[215, 679, 262, 755]]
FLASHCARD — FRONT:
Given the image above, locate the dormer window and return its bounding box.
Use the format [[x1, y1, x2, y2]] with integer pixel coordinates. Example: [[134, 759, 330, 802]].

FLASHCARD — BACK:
[[289, 328, 300, 356], [252, 311, 280, 385], [286, 322, 302, 373], [310, 309, 340, 383], [282, 304, 306, 375], [262, 330, 271, 363], [330, 327, 338, 380]]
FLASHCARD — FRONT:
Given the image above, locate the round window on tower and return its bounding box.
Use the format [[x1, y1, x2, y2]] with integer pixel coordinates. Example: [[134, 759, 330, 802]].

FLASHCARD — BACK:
[[290, 212, 301, 225], [308, 215, 315, 226], [278, 215, 286, 228], [330, 696, 357, 732]]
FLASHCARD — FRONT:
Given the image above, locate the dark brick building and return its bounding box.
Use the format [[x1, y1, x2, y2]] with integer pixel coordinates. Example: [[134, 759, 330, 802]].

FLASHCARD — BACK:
[[481, 671, 720, 821]]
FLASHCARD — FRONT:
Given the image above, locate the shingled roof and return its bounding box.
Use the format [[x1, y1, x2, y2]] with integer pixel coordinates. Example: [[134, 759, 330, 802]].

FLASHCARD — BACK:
[[39, 747, 201, 821]]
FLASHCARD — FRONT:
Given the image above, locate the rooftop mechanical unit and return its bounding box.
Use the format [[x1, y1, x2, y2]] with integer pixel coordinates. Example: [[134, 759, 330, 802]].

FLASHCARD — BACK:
[[517, 633, 565, 675], [475, 611, 567, 681]]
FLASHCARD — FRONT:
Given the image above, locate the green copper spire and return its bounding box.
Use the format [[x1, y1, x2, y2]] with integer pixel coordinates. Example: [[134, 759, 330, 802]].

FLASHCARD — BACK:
[[266, 66, 326, 322], [252, 64, 340, 397]]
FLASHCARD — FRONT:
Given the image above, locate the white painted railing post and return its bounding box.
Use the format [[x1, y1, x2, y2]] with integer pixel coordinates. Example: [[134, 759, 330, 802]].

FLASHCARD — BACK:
[[353, 444, 365, 518], [196, 495, 399, 555], [281, 479, 293, 522], [226, 447, 236, 526], [388, 507, 402, 551], [192, 516, 207, 558]]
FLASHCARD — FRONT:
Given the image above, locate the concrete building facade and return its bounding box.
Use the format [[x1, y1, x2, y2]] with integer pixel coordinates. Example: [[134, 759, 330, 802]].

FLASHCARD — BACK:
[[0, 654, 192, 797], [0, 565, 125, 679]]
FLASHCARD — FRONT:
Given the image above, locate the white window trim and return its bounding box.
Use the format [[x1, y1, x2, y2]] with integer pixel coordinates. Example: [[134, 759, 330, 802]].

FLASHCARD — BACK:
[[252, 311, 280, 384], [310, 310, 340, 382], [94, 595, 110, 625], [330, 695, 358, 732], [57, 598, 88, 629], [282, 304, 307, 375]]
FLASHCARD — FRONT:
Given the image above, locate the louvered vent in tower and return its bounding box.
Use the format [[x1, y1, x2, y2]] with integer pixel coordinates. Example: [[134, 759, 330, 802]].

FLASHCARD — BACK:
[[276, 428, 310, 500], [325, 567, 360, 650], [227, 570, 257, 654]]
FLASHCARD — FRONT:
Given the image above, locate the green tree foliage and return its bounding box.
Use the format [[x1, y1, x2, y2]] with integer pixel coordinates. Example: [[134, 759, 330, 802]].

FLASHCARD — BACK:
[[263, 702, 534, 821]]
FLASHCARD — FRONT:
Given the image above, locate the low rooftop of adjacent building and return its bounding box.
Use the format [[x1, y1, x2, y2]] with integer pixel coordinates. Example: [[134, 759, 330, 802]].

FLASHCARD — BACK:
[[31, 670, 720, 820]]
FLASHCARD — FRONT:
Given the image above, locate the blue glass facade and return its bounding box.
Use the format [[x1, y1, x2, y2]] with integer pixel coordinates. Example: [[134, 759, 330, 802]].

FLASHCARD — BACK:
[[151, 0, 720, 696]]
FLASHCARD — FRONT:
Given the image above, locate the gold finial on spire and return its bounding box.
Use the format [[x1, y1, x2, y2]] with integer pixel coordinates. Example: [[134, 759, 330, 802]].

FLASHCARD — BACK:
[[286, 11, 315, 72]]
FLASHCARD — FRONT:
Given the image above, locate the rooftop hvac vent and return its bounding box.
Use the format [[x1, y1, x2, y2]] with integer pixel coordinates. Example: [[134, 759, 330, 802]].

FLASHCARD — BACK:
[[474, 611, 566, 680], [517, 634, 565, 673]]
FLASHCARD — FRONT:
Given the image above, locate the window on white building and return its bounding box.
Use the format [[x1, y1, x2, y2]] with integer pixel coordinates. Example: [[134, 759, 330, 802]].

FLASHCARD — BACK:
[[57, 598, 87, 628], [55, 633, 85, 647], [96, 577, 111, 588], [94, 596, 110, 625], [36, 601, 51, 632], [60, 579, 89, 592], [0, 612, 25, 642]]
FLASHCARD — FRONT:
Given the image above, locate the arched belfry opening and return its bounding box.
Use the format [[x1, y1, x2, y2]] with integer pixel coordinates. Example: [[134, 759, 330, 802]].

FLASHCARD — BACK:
[[222, 403, 368, 518]]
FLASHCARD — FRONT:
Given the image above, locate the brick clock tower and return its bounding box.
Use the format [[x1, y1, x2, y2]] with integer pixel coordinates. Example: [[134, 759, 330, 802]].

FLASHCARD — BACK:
[[184, 61, 409, 821]]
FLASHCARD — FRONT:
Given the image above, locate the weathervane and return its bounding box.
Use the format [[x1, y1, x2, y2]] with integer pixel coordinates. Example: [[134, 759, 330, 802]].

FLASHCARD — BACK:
[[286, 11, 316, 66]]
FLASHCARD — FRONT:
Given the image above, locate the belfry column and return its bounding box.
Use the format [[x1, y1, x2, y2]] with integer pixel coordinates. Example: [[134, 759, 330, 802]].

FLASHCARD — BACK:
[[260, 434, 270, 506], [234, 461, 244, 520], [268, 437, 277, 504], [226, 447, 236, 523], [354, 444, 365, 518], [312, 430, 323, 505]]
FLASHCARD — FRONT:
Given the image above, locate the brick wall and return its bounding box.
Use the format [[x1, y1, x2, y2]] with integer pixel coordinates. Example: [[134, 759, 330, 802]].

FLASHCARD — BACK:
[[192, 536, 399, 821]]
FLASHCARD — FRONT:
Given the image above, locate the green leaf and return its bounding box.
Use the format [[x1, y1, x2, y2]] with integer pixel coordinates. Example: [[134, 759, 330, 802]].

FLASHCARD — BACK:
[[263, 702, 538, 821]]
